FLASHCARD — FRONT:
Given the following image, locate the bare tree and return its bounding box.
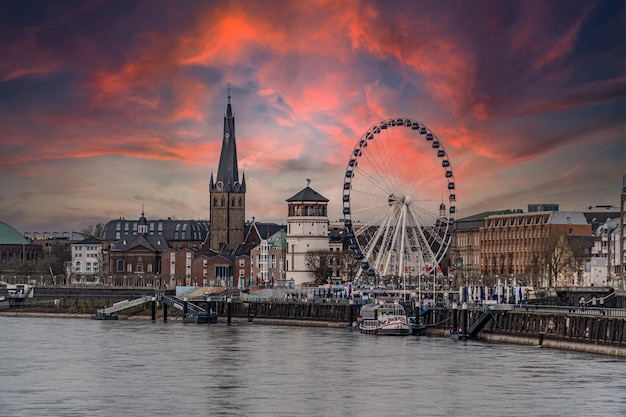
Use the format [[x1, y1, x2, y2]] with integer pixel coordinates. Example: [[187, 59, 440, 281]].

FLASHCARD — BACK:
[[304, 250, 339, 283], [542, 233, 573, 287], [340, 250, 359, 282], [81, 223, 104, 239], [567, 236, 591, 286]]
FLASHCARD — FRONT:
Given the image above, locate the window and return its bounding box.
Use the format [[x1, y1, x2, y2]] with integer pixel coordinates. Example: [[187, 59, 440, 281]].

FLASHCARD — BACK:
[[117, 260, 124, 272], [239, 259, 244, 267], [215, 265, 232, 278]]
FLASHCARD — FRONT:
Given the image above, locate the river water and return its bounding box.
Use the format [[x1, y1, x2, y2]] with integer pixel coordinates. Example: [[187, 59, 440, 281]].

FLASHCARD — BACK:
[[0, 316, 624, 417]]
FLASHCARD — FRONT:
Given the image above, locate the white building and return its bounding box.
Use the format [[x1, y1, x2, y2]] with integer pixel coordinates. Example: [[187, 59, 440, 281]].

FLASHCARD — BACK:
[[590, 217, 621, 287], [285, 184, 329, 286], [251, 229, 287, 287], [70, 237, 102, 281]]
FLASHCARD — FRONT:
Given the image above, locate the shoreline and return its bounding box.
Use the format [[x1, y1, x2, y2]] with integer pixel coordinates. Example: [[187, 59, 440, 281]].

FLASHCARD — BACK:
[[3, 311, 625, 356]]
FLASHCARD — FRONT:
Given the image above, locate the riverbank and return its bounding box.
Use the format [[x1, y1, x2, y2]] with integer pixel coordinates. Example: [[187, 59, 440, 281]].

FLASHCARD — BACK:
[[4, 302, 626, 357]]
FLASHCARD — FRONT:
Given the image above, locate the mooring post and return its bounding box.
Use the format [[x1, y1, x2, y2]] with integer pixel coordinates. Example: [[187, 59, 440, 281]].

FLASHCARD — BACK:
[[349, 299, 354, 325], [226, 297, 232, 326], [163, 303, 168, 322], [151, 297, 156, 321], [462, 302, 468, 337], [452, 302, 458, 334]]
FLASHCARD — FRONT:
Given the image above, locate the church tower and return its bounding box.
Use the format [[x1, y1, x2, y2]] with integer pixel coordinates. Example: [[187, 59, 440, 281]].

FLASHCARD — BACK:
[[209, 90, 246, 251]]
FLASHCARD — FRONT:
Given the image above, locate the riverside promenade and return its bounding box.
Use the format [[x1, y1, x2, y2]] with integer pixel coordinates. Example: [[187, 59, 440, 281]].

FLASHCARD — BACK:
[[2, 285, 626, 356]]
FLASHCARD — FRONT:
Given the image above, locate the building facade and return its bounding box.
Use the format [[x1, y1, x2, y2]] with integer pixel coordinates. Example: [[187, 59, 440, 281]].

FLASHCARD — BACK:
[[0, 221, 43, 264], [617, 175, 626, 278], [70, 237, 102, 279], [479, 211, 591, 286], [450, 210, 515, 287], [100, 211, 209, 280], [250, 229, 287, 287], [286, 184, 330, 286]]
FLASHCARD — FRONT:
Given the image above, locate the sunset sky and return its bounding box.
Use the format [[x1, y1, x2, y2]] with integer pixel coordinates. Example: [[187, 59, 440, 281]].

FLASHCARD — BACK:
[[1, 0, 624, 235]]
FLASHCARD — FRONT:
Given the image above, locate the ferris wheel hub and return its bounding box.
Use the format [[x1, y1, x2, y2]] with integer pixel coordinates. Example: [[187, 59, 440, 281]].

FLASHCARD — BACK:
[[404, 195, 413, 206]]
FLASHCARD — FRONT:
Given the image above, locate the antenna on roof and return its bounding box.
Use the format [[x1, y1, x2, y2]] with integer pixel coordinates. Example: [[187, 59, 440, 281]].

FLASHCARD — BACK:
[[227, 82, 231, 104]]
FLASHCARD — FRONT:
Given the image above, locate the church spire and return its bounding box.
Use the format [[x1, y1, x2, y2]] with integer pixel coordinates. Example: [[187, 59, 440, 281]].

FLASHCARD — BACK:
[[213, 88, 243, 192]]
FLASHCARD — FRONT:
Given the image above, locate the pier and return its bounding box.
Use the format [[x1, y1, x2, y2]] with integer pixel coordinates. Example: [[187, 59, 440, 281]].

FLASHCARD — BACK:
[[2, 285, 626, 355]]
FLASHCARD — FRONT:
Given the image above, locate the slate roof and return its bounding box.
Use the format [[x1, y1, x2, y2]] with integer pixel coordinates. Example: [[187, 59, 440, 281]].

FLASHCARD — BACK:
[[546, 211, 588, 225], [456, 210, 517, 222], [253, 229, 287, 251], [75, 237, 102, 245], [247, 222, 286, 241], [102, 218, 209, 241], [218, 243, 256, 258], [286, 186, 329, 202], [111, 234, 171, 252]]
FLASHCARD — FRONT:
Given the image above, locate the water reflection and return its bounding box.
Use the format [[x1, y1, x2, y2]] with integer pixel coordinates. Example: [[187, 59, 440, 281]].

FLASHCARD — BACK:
[[0, 317, 624, 417]]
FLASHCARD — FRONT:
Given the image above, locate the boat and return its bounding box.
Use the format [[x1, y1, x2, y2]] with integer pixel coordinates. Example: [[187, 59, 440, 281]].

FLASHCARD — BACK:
[[408, 315, 426, 336], [91, 312, 119, 320], [358, 302, 410, 336], [182, 312, 218, 324]]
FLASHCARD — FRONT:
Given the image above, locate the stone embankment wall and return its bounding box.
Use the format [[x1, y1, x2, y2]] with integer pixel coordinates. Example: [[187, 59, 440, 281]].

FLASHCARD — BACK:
[[426, 307, 626, 357], [221, 300, 357, 324]]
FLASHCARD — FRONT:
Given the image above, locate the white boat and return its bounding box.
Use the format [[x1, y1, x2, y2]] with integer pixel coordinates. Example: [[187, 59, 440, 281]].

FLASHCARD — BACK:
[[358, 302, 410, 336]]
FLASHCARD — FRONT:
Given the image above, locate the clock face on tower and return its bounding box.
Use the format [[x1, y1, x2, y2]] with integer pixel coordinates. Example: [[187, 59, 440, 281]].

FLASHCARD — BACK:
[[225, 133, 230, 139]]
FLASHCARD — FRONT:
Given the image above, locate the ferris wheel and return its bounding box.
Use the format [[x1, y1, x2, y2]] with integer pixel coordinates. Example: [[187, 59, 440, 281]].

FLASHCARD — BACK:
[[342, 118, 456, 282]]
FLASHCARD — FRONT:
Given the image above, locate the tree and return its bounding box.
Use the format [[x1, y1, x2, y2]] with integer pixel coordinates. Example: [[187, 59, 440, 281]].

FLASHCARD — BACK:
[[542, 233, 573, 287], [567, 236, 591, 286], [304, 250, 336, 283], [340, 250, 359, 282], [80, 223, 104, 239]]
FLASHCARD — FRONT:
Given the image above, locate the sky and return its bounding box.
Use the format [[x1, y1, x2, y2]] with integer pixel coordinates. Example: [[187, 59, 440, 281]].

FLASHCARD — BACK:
[[1, 0, 624, 235]]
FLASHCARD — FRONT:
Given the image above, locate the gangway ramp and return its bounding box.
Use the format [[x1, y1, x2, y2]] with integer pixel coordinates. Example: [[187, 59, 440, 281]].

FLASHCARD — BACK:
[[98, 295, 153, 315], [160, 295, 217, 323], [467, 308, 505, 339]]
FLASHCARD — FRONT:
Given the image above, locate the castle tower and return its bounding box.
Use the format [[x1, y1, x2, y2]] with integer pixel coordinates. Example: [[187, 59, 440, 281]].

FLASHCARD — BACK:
[[285, 181, 329, 286], [209, 91, 246, 251]]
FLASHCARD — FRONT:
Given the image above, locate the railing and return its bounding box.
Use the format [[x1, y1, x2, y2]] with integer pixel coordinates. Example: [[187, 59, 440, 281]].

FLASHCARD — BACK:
[[98, 295, 153, 314], [467, 303, 626, 317], [160, 296, 207, 315]]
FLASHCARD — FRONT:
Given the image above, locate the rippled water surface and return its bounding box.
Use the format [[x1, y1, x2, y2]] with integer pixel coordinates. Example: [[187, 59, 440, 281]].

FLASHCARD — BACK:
[[0, 316, 624, 416]]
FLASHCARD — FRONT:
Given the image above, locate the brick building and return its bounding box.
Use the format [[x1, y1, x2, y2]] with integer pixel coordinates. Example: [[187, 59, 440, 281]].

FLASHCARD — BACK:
[[479, 210, 591, 285]]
